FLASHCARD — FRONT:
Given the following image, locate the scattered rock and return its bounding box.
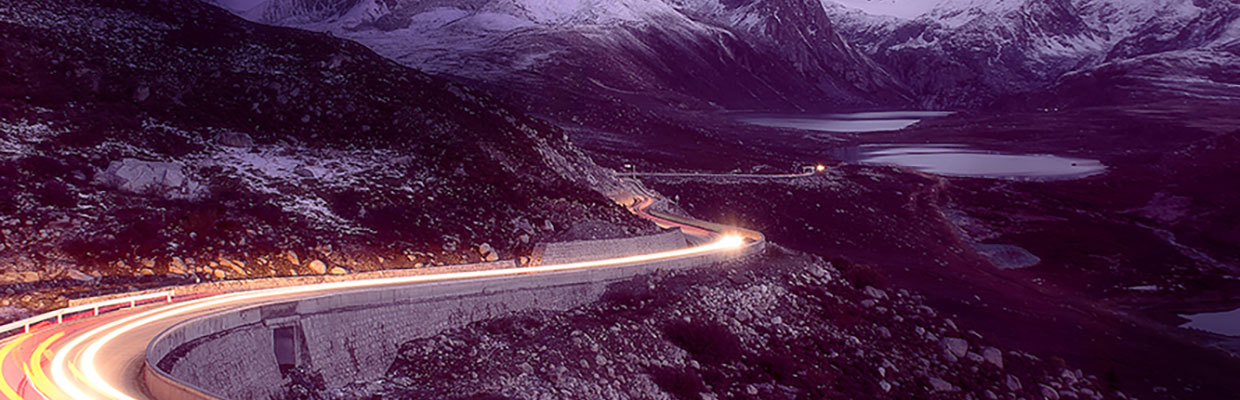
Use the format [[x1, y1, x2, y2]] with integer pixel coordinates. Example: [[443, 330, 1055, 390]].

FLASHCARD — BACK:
[[95, 158, 202, 198], [329, 266, 348, 275], [863, 286, 887, 299], [170, 257, 188, 275], [928, 377, 956, 392], [220, 258, 246, 276], [1061, 369, 1079, 384], [543, 220, 555, 231], [293, 166, 316, 178], [442, 235, 459, 252], [308, 260, 327, 274], [982, 347, 1004, 369], [940, 337, 969, 358], [217, 132, 254, 148], [212, 269, 227, 279], [1005, 375, 1022, 391], [133, 85, 150, 102], [66, 269, 94, 282], [286, 251, 300, 266], [879, 380, 892, 392], [478, 243, 498, 262], [139, 268, 155, 276], [1040, 384, 1061, 400]]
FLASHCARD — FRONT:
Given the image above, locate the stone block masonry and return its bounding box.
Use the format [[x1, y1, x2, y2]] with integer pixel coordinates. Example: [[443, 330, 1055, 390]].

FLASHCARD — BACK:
[[530, 229, 688, 266]]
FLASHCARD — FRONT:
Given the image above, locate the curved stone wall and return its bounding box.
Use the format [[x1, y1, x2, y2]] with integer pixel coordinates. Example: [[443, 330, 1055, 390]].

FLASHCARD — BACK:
[[145, 233, 763, 399]]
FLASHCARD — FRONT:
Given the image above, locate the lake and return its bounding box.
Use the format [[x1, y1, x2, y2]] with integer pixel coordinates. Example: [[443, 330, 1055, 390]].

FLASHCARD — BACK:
[[856, 145, 1107, 180], [736, 111, 955, 133], [1180, 307, 1240, 336]]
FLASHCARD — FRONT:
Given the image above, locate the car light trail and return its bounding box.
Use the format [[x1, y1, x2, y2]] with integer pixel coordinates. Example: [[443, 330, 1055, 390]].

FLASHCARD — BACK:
[[0, 334, 30, 400], [50, 234, 748, 400], [28, 333, 62, 399]]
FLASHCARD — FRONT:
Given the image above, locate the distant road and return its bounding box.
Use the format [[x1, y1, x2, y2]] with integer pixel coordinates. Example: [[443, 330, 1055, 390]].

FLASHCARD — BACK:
[[616, 165, 823, 180]]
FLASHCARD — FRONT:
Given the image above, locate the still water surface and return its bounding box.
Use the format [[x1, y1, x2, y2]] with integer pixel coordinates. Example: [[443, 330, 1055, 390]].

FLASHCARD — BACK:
[[856, 145, 1106, 180]]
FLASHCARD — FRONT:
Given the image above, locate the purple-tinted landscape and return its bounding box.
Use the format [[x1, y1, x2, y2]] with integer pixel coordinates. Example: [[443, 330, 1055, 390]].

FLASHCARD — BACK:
[[1, 0, 1238, 399]]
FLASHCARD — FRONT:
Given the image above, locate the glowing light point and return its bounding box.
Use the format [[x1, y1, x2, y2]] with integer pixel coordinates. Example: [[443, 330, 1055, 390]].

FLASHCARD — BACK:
[[719, 235, 745, 249], [815, 164, 826, 173]]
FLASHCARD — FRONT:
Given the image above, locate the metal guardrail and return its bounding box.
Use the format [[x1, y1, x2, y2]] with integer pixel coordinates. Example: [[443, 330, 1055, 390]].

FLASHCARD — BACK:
[[0, 290, 175, 337]]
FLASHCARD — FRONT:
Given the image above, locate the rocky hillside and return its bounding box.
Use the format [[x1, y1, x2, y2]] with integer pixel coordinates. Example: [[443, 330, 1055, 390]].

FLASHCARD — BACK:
[[0, 0, 650, 313], [208, 0, 912, 113], [302, 249, 1108, 400], [824, 0, 1240, 108]]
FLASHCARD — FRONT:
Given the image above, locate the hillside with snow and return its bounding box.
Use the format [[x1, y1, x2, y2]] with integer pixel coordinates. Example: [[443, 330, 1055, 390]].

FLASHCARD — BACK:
[[824, 0, 1240, 108], [0, 0, 650, 309]]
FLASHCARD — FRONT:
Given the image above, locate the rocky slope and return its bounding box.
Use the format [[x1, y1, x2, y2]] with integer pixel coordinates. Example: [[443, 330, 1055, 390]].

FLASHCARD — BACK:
[[824, 0, 1240, 108], [0, 0, 650, 314], [299, 249, 1108, 400]]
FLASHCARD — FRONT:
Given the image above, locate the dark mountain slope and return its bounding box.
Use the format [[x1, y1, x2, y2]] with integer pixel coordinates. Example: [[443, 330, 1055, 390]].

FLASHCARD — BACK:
[[0, 0, 648, 310]]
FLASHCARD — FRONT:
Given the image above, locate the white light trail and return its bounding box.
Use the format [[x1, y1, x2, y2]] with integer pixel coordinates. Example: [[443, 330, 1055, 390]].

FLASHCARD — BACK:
[[52, 234, 748, 399]]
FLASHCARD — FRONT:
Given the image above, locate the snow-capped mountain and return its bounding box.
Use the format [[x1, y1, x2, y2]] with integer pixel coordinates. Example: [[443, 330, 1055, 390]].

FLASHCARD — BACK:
[[824, 0, 1240, 108], [210, 0, 393, 26], [207, 0, 913, 113]]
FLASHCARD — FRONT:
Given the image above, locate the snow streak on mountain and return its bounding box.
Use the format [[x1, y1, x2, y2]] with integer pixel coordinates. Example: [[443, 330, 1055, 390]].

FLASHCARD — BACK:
[[824, 0, 1240, 108], [208, 0, 914, 112]]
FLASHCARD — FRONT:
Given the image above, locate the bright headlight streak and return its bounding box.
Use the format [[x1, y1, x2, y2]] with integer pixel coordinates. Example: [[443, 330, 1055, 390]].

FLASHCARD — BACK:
[[55, 234, 747, 399]]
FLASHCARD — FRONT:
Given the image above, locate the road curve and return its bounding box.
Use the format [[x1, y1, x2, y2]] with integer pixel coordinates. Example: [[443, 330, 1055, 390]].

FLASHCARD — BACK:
[[616, 165, 822, 180], [0, 182, 785, 400]]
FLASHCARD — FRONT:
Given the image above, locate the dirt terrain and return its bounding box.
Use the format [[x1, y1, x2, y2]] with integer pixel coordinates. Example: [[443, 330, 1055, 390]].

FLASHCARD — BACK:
[[570, 102, 1240, 399]]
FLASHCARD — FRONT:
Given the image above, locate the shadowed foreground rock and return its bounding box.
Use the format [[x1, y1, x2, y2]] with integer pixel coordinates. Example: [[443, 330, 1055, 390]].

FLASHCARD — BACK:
[[291, 247, 1108, 400]]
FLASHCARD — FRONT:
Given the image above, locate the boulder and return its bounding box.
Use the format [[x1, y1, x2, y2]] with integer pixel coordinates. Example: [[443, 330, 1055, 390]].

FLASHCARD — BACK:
[[982, 347, 1004, 369], [96, 158, 201, 198], [285, 251, 300, 266], [308, 260, 327, 274], [940, 337, 969, 358], [329, 266, 348, 275], [212, 269, 227, 279]]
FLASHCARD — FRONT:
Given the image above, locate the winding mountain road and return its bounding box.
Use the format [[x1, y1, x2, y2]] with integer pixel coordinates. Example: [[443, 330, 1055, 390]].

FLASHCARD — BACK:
[[0, 166, 821, 399]]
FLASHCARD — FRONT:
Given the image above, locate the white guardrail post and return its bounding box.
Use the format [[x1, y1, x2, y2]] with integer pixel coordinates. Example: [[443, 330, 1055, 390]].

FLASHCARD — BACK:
[[0, 290, 176, 338]]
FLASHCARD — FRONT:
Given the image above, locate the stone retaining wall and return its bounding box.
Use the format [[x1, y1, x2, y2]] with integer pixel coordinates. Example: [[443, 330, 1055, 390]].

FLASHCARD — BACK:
[[146, 233, 764, 399], [530, 230, 688, 266]]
